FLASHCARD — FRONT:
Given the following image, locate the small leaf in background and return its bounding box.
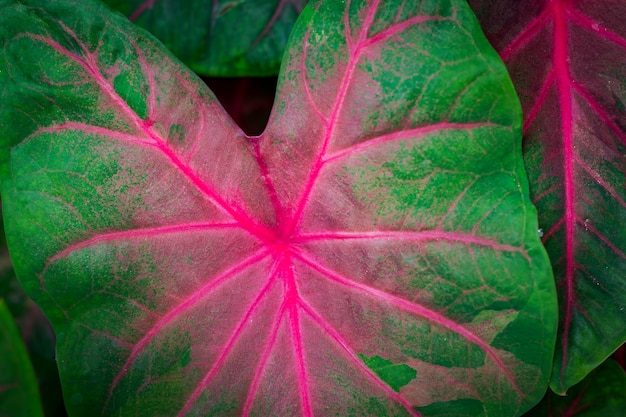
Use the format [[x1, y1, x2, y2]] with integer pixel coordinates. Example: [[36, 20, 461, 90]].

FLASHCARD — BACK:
[[468, 0, 626, 393], [0, 300, 44, 417], [523, 359, 626, 417], [102, 0, 308, 76], [0, 0, 557, 416]]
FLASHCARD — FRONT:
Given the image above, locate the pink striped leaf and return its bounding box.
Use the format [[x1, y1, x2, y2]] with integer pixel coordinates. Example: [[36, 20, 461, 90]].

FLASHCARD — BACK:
[[0, 0, 556, 415], [469, 0, 626, 393]]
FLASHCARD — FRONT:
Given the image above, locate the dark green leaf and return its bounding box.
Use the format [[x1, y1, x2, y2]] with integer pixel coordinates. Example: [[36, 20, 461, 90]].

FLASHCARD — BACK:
[[102, 0, 307, 76], [524, 359, 626, 417], [0, 300, 44, 417]]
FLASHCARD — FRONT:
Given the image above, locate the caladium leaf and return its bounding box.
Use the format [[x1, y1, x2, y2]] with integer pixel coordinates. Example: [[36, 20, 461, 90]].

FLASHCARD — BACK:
[[0, 0, 556, 416], [468, 0, 626, 393], [0, 300, 45, 417], [523, 359, 626, 417], [101, 0, 307, 76]]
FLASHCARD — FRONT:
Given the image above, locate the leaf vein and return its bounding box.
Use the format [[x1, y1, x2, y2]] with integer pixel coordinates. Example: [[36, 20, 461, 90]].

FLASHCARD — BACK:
[[298, 300, 421, 416], [103, 249, 270, 413], [295, 251, 522, 396]]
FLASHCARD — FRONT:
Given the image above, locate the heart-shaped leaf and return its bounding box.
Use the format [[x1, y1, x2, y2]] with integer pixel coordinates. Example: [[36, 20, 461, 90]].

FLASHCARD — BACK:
[[0, 300, 44, 417], [468, 0, 626, 393], [101, 0, 307, 76], [0, 0, 556, 415]]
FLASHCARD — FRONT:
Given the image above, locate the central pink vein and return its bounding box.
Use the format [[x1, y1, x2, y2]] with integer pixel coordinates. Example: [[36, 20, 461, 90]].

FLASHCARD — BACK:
[[552, 1, 577, 374]]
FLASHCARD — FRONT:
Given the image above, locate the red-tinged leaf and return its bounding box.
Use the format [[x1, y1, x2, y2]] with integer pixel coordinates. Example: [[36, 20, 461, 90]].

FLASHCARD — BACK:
[[0, 300, 45, 417], [523, 359, 626, 417], [101, 0, 307, 76], [468, 0, 626, 393], [0, 0, 556, 416]]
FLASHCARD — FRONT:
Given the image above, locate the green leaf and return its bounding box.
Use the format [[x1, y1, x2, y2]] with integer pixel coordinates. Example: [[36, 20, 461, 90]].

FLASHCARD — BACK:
[[0, 300, 44, 417], [523, 359, 626, 417], [102, 0, 307, 76]]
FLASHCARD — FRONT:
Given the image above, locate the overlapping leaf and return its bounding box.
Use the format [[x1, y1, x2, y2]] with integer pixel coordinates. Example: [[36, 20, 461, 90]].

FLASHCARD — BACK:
[[469, 0, 626, 393], [102, 0, 307, 76], [0, 0, 556, 416], [0, 211, 64, 417], [524, 359, 626, 417], [0, 300, 44, 417]]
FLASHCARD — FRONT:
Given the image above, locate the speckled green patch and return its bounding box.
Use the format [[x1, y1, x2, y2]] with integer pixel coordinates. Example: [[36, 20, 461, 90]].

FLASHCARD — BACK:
[[358, 353, 417, 392]]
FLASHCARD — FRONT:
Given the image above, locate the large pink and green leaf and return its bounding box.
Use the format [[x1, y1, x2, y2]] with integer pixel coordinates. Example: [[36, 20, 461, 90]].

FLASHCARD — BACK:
[[0, 0, 556, 416], [468, 0, 626, 393], [101, 0, 307, 76]]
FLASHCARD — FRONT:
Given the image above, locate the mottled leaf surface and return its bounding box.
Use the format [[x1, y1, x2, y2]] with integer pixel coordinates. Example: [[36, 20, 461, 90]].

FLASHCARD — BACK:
[[468, 0, 626, 393], [0, 300, 44, 417], [524, 359, 626, 417], [0, 0, 556, 416], [101, 0, 307, 76]]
